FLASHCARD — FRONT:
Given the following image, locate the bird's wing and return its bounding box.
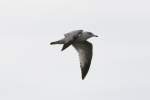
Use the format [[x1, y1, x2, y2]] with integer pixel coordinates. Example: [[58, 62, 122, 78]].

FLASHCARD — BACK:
[[61, 30, 83, 51], [73, 41, 93, 80], [61, 39, 75, 51], [64, 30, 83, 37]]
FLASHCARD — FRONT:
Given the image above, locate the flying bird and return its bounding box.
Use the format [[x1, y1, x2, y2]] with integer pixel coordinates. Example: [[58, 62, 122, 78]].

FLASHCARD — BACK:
[[50, 30, 98, 80]]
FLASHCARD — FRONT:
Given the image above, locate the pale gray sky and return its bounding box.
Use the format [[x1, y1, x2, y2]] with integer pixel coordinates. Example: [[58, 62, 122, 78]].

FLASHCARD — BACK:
[[0, 0, 150, 100]]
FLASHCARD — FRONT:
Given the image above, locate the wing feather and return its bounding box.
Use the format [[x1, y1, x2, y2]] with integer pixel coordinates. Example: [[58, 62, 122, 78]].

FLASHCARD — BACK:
[[73, 41, 93, 80], [64, 30, 83, 37], [61, 30, 83, 51]]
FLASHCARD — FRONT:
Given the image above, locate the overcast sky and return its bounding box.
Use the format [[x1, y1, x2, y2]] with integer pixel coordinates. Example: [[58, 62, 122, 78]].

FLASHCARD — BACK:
[[0, 0, 150, 100]]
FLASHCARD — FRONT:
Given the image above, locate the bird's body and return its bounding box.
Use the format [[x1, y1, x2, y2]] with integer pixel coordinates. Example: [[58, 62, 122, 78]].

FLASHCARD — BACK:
[[50, 30, 98, 80]]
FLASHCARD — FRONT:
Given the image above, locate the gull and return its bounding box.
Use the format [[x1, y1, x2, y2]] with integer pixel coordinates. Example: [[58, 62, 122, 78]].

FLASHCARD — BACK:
[[50, 30, 98, 80]]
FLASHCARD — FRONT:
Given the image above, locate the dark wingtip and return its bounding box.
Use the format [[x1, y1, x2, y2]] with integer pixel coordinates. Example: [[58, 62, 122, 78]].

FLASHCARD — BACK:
[[61, 48, 64, 51], [50, 42, 55, 45], [61, 45, 66, 51], [82, 76, 86, 80], [61, 43, 71, 51], [81, 64, 91, 80], [50, 42, 52, 45], [81, 71, 86, 80]]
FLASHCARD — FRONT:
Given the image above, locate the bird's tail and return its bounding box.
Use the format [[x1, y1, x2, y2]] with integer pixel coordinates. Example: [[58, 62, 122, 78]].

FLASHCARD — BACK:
[[50, 39, 65, 45]]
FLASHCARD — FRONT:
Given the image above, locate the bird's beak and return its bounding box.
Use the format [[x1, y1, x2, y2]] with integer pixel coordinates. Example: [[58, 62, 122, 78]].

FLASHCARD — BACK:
[[93, 35, 98, 37]]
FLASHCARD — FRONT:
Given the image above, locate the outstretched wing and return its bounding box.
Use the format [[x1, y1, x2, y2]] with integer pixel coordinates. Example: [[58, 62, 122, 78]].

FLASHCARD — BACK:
[[61, 30, 83, 51], [73, 41, 93, 80], [64, 30, 83, 37]]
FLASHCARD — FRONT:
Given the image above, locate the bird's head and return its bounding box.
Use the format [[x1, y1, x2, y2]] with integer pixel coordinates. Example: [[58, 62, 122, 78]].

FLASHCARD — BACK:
[[84, 32, 98, 39]]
